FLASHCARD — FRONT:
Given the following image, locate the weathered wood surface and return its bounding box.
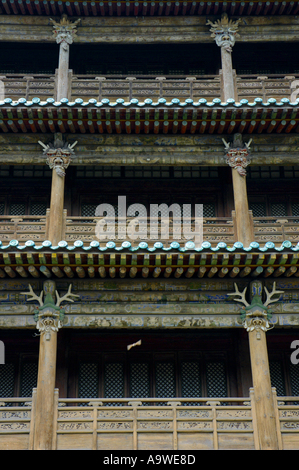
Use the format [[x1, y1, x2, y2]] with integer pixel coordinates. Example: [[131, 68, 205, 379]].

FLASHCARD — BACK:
[[0, 16, 299, 44], [0, 214, 298, 247], [1, 391, 298, 450], [0, 73, 298, 104]]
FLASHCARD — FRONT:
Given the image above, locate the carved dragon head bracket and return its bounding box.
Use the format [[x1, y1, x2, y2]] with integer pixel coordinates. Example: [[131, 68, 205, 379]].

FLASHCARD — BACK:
[[222, 133, 252, 177], [21, 281, 79, 340], [207, 13, 241, 53], [50, 14, 80, 50], [38, 135, 77, 177], [227, 281, 284, 338]]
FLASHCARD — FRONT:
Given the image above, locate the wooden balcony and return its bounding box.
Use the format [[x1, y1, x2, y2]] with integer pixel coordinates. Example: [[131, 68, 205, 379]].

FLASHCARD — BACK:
[[0, 389, 298, 450], [1, 73, 298, 104], [0, 214, 298, 248]]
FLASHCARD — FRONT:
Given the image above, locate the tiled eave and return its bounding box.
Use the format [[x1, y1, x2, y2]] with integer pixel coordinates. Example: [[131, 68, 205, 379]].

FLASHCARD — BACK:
[[1, 97, 299, 135], [0, 239, 298, 280], [1, 0, 298, 17]]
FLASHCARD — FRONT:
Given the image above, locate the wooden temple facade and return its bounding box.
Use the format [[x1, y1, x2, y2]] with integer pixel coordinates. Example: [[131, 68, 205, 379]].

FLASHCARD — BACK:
[[1, 0, 299, 451]]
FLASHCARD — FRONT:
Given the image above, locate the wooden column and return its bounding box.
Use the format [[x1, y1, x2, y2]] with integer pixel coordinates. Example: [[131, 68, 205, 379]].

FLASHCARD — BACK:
[[50, 14, 80, 102], [22, 281, 79, 450], [231, 168, 254, 247], [208, 14, 253, 246], [248, 328, 279, 450], [34, 329, 58, 450], [221, 46, 235, 102], [56, 41, 70, 101], [48, 165, 65, 245], [241, 281, 283, 450]]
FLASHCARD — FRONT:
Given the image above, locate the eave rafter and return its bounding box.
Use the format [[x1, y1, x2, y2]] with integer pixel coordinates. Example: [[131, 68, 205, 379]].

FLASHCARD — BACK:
[[0, 239, 298, 279], [1, 0, 299, 17], [0, 98, 299, 135]]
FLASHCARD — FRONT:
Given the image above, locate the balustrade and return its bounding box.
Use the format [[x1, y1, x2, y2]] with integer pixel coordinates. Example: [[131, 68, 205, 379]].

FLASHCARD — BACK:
[[0, 389, 298, 450], [0, 73, 298, 103]]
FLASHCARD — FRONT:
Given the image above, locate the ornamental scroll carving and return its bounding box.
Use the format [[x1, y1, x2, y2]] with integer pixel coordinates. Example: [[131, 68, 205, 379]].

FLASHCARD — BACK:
[[207, 13, 241, 53], [21, 281, 79, 340]]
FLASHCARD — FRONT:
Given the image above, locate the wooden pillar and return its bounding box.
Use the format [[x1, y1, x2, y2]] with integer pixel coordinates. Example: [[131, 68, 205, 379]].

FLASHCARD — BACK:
[[50, 14, 80, 101], [231, 168, 254, 247], [56, 41, 70, 101], [48, 166, 65, 245], [208, 14, 253, 246], [241, 281, 283, 450], [39, 134, 76, 246], [221, 46, 235, 102], [21, 281, 79, 450], [34, 329, 58, 450], [248, 327, 279, 450]]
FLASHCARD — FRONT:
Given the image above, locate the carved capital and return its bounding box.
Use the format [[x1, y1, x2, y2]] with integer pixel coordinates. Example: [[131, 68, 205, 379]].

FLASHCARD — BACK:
[[228, 281, 283, 337], [35, 308, 64, 340], [39, 135, 77, 177], [21, 281, 79, 340], [207, 13, 241, 53], [50, 14, 80, 48], [223, 133, 252, 176]]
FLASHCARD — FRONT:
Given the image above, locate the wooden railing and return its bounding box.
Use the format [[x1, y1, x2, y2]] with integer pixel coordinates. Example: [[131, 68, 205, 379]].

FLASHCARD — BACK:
[[0, 389, 298, 450], [0, 214, 298, 247], [0, 72, 298, 103]]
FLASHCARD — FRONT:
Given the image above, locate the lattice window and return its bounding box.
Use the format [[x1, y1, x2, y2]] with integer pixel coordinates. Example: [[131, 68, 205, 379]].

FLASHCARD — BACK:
[[104, 363, 124, 398], [173, 167, 218, 178], [125, 167, 170, 178], [271, 203, 287, 218], [0, 166, 10, 177], [0, 203, 4, 215], [0, 363, 15, 397], [291, 203, 299, 217], [76, 166, 122, 178], [289, 363, 299, 396], [203, 203, 215, 218], [82, 203, 118, 218], [269, 361, 286, 396], [284, 166, 299, 178], [206, 361, 227, 398], [81, 204, 99, 218], [249, 202, 267, 218], [30, 202, 47, 216], [155, 362, 176, 398], [130, 363, 150, 398], [9, 203, 26, 216], [12, 165, 51, 178], [78, 363, 98, 398], [20, 362, 38, 397], [247, 166, 280, 179], [181, 361, 201, 398]]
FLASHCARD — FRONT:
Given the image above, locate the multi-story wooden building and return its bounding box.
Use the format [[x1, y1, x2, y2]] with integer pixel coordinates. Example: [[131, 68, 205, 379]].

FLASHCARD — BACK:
[[0, 0, 299, 451]]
